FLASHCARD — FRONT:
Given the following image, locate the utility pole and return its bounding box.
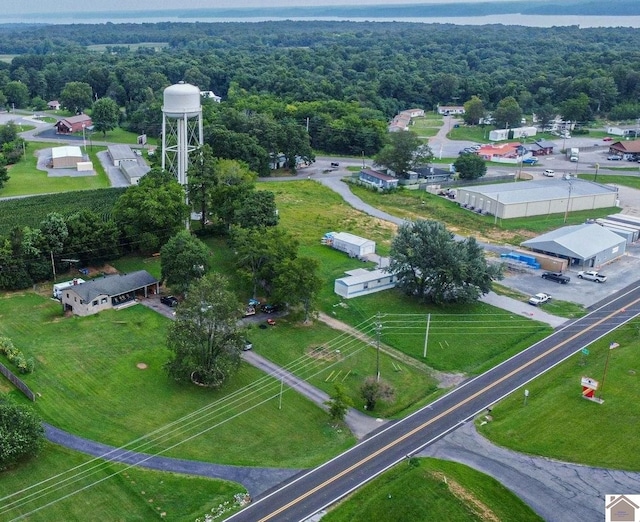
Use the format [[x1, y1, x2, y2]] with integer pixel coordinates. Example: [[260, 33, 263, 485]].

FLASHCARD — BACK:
[[423, 313, 431, 359], [375, 312, 383, 382]]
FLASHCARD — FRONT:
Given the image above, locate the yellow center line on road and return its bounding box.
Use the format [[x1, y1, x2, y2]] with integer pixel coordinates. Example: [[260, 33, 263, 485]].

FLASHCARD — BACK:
[[257, 297, 640, 522]]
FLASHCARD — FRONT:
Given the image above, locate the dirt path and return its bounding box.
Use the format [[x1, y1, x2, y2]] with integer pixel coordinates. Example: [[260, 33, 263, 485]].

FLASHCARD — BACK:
[[317, 312, 467, 389]]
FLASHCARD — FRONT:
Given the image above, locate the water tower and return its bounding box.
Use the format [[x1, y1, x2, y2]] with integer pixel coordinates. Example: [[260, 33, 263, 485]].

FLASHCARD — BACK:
[[161, 82, 203, 187]]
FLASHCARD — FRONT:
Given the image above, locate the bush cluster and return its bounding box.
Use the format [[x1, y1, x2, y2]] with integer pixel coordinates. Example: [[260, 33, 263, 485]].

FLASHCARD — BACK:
[[0, 336, 35, 374]]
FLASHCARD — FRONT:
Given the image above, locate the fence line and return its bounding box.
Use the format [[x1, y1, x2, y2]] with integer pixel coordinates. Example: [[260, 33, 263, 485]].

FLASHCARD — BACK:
[[0, 362, 36, 401]]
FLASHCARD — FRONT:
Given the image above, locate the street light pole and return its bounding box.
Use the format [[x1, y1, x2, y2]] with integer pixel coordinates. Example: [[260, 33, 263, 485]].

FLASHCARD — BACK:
[[82, 123, 87, 155], [375, 312, 383, 382]]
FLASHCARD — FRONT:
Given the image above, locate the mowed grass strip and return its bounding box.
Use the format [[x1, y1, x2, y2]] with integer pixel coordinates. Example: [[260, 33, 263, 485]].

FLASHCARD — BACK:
[[480, 320, 640, 470], [0, 294, 354, 468], [2, 142, 110, 197], [321, 458, 542, 522], [0, 443, 245, 522]]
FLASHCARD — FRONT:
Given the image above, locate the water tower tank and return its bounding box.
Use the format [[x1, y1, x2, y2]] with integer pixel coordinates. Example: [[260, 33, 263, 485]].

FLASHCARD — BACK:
[[162, 82, 201, 118]]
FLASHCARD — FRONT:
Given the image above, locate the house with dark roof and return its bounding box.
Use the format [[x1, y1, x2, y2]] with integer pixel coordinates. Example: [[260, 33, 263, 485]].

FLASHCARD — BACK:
[[523, 140, 555, 156], [54, 114, 92, 134], [61, 270, 159, 316], [609, 139, 640, 159]]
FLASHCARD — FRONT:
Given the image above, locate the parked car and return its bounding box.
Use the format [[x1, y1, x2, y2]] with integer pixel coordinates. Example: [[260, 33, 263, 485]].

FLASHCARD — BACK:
[[528, 293, 551, 306], [242, 339, 253, 351], [577, 270, 607, 283], [261, 303, 279, 314], [543, 169, 555, 177], [607, 155, 622, 161], [244, 305, 256, 316], [160, 295, 179, 307], [522, 157, 538, 165], [541, 271, 570, 284], [603, 137, 613, 142], [330, 162, 340, 167]]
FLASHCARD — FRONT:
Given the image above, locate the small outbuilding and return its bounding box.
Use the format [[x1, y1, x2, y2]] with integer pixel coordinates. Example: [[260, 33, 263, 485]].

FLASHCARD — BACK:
[[520, 223, 626, 268], [334, 268, 397, 299], [108, 144, 138, 167], [61, 270, 159, 317], [120, 162, 150, 185], [47, 100, 61, 110], [51, 146, 84, 169], [325, 232, 376, 259]]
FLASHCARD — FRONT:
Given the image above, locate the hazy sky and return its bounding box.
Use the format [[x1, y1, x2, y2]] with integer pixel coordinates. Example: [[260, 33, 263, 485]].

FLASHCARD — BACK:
[[6, 0, 514, 15]]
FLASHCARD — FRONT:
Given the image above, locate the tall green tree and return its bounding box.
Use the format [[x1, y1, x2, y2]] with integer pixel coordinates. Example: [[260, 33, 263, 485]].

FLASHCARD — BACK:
[[463, 96, 486, 125], [165, 273, 243, 388], [454, 153, 487, 180], [388, 220, 502, 304], [492, 96, 523, 129], [560, 93, 592, 124], [208, 159, 256, 230], [160, 230, 210, 295], [0, 155, 9, 190], [60, 81, 93, 113], [3, 81, 29, 109], [91, 97, 120, 136], [273, 256, 322, 323], [112, 168, 189, 254], [0, 399, 45, 471], [324, 384, 352, 424], [373, 131, 432, 179], [230, 226, 298, 299], [64, 210, 120, 266], [188, 145, 217, 229], [233, 190, 279, 229]]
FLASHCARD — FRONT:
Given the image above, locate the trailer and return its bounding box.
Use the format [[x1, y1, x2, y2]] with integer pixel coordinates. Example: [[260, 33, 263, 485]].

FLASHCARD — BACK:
[[53, 278, 85, 300]]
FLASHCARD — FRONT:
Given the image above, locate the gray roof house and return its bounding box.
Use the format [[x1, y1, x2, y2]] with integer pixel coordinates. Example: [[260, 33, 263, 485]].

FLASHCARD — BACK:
[[520, 223, 626, 268], [61, 270, 159, 316]]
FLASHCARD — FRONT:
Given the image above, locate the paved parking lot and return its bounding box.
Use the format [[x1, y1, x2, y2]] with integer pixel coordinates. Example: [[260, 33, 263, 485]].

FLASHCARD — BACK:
[[499, 243, 640, 307]]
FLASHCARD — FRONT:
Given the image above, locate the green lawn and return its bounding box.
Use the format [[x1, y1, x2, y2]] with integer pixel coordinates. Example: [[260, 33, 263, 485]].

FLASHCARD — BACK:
[[322, 458, 542, 522], [2, 142, 110, 197], [480, 320, 640, 470], [579, 173, 640, 188], [0, 443, 245, 522], [491, 283, 587, 319], [0, 294, 354, 468]]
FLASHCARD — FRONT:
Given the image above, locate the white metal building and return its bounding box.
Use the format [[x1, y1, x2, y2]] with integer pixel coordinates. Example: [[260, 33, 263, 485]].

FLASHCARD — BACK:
[[334, 268, 397, 299], [456, 179, 618, 219], [521, 224, 626, 268], [108, 145, 137, 167], [329, 232, 376, 258], [51, 146, 83, 169]]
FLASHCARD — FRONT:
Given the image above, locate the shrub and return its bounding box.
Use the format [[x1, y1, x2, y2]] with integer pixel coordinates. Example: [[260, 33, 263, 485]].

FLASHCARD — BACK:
[[0, 336, 34, 374]]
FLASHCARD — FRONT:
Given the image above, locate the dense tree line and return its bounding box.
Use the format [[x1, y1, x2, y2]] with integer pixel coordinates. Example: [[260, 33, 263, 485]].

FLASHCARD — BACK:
[[0, 22, 639, 160]]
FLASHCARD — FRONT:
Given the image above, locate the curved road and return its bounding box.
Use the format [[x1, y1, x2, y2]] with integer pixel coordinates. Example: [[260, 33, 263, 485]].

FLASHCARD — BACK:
[[227, 282, 640, 521]]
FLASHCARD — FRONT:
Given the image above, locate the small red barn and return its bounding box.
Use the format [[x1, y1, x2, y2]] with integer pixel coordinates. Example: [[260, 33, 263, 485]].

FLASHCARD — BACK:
[[55, 114, 92, 134]]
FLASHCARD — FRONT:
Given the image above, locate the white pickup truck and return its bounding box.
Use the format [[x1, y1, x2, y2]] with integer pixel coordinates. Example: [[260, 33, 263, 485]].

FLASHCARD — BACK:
[[528, 293, 551, 306], [577, 271, 607, 283]]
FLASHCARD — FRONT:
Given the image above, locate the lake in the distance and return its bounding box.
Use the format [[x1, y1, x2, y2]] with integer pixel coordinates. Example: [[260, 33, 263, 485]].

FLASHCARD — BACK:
[[6, 12, 640, 28]]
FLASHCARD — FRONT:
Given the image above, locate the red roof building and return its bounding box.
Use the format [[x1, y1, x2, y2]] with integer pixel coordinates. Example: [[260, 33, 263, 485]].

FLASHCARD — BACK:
[[54, 114, 92, 134]]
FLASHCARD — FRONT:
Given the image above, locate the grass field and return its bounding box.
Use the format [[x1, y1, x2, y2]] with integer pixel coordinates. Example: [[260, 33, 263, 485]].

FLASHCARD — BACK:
[[322, 458, 542, 522], [0, 443, 245, 521], [480, 319, 640, 470], [0, 295, 354, 468], [1, 142, 110, 197]]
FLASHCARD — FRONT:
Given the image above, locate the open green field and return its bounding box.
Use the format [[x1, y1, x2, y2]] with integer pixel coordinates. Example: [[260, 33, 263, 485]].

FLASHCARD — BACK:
[[579, 173, 640, 188], [0, 294, 354, 468], [481, 320, 640, 470], [0, 443, 245, 522], [1, 142, 110, 197], [322, 458, 542, 522]]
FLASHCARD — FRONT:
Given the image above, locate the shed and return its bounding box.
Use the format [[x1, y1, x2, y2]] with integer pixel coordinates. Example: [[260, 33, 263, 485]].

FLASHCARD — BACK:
[[51, 146, 83, 169], [108, 144, 137, 167], [61, 270, 159, 317], [456, 179, 618, 219], [120, 162, 150, 185], [334, 268, 397, 299], [54, 114, 92, 134], [328, 232, 376, 258], [47, 100, 61, 110], [359, 169, 399, 190], [520, 224, 626, 268]]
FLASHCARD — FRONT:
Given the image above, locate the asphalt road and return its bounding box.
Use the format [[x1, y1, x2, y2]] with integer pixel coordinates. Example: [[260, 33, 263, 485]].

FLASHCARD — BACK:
[[227, 282, 640, 521]]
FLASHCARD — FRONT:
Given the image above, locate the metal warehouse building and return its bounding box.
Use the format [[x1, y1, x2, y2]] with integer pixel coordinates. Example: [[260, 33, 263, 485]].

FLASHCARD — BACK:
[[51, 146, 84, 169], [521, 223, 626, 268], [456, 179, 618, 219]]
